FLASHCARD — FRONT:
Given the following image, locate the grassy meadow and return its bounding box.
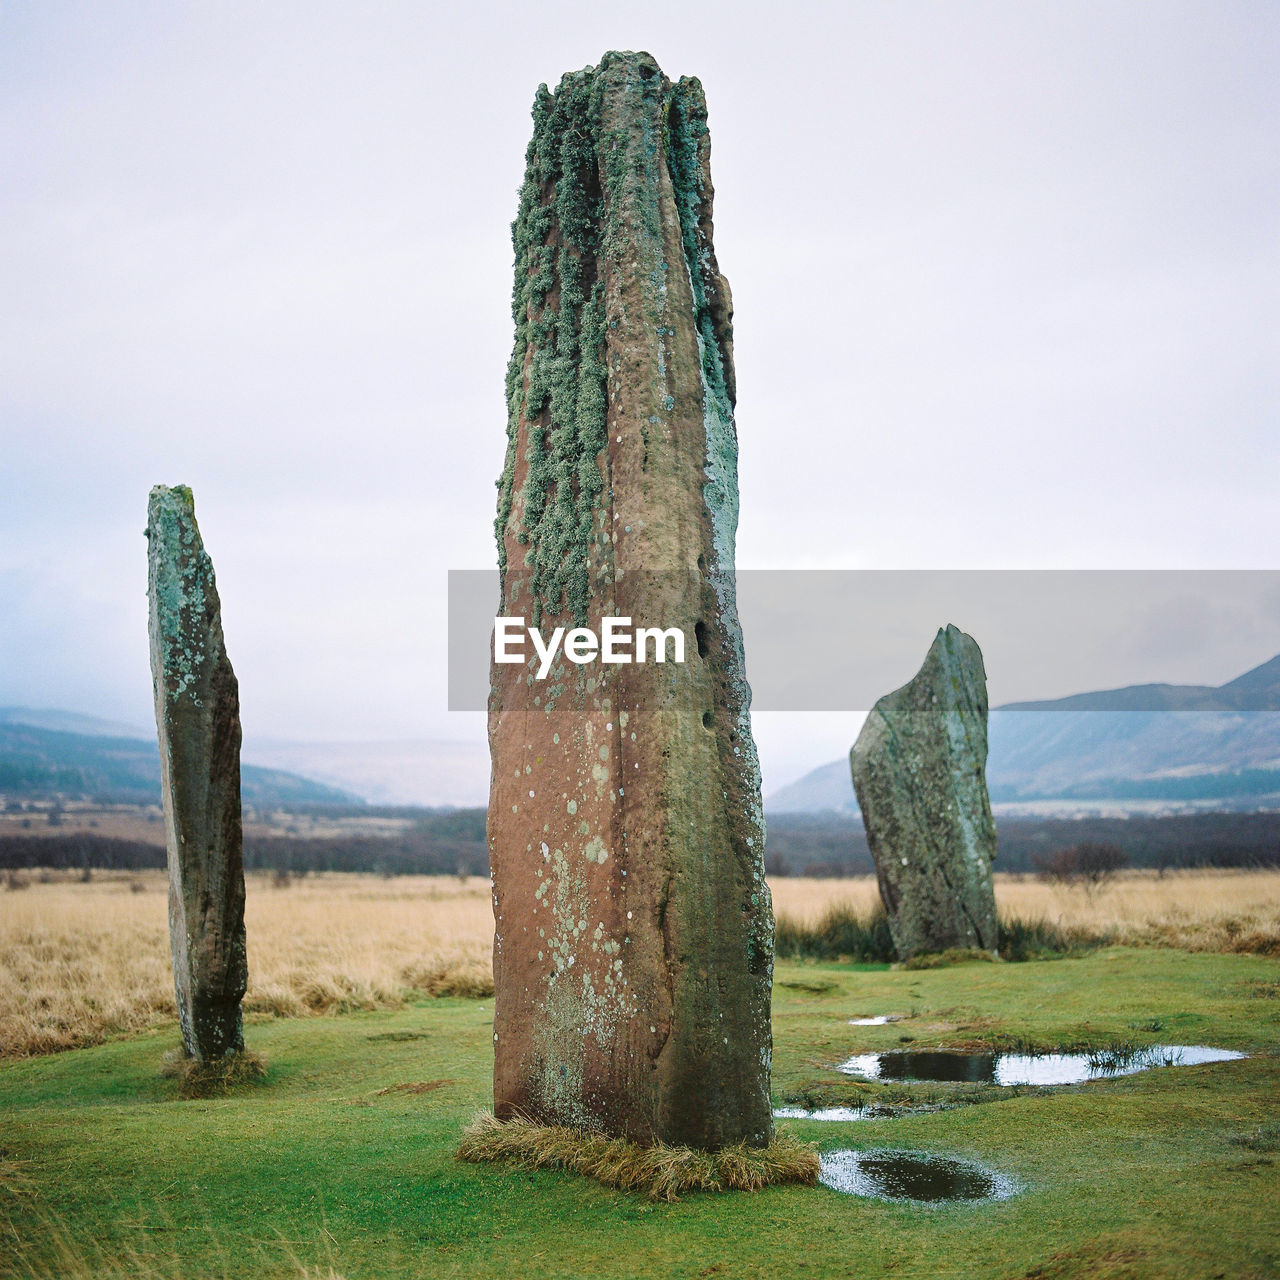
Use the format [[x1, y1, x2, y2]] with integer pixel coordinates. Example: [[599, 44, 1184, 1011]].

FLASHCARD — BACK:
[[1, 869, 1278, 1278]]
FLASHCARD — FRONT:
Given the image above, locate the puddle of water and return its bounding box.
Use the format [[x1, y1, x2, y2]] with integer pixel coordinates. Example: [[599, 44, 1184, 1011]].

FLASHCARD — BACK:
[[849, 1015, 899, 1026], [774, 1102, 951, 1122], [774, 1106, 872, 1122], [838, 1045, 1245, 1086], [819, 1149, 1016, 1202]]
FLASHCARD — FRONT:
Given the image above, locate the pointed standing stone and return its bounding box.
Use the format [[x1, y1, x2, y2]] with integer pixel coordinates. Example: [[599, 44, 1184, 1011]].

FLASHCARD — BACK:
[[488, 52, 773, 1150], [850, 625, 999, 960], [146, 485, 248, 1061]]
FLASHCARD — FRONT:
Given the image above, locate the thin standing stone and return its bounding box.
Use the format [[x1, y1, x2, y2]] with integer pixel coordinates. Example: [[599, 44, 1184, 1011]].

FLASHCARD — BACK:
[[147, 485, 248, 1061]]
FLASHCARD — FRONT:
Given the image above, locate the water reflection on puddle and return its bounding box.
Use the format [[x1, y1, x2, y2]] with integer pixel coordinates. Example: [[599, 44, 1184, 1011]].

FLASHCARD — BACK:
[[837, 1045, 1245, 1086], [820, 1149, 1016, 1202], [849, 1015, 899, 1026], [775, 1106, 873, 1122], [774, 1102, 950, 1122]]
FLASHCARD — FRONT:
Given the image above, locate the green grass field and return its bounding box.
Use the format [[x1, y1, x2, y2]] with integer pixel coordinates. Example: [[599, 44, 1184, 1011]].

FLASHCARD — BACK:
[[3, 949, 1277, 1279]]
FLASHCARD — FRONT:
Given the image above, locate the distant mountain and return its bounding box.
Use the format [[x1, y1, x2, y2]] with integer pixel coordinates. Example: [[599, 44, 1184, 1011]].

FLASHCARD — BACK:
[[766, 651, 1280, 814], [243, 739, 490, 808], [0, 707, 489, 808], [0, 707, 150, 738], [999, 653, 1280, 712], [766, 760, 854, 815], [0, 714, 361, 807]]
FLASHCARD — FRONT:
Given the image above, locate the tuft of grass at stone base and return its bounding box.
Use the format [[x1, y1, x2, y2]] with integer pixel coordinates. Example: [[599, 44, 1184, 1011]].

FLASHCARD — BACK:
[[456, 1111, 818, 1201], [159, 1046, 268, 1099]]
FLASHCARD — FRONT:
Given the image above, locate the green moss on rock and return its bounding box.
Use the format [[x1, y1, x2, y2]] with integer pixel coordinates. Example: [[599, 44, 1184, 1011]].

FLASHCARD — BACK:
[[496, 59, 740, 628]]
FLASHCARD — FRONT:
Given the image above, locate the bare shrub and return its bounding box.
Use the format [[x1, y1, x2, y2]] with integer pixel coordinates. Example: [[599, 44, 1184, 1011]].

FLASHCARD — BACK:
[[1035, 842, 1128, 893], [1075, 842, 1129, 887]]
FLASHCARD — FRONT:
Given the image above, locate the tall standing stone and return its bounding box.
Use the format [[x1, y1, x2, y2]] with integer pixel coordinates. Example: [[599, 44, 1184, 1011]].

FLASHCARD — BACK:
[[146, 485, 248, 1061], [487, 52, 773, 1150], [850, 625, 999, 959]]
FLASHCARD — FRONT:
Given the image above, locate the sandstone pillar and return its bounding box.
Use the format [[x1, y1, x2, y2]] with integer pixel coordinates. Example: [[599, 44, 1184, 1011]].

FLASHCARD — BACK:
[[488, 52, 773, 1150], [146, 485, 248, 1061]]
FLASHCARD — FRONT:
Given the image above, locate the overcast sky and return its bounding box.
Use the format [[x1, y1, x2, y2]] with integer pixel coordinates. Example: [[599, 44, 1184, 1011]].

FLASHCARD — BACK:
[[2, 1, 1276, 790]]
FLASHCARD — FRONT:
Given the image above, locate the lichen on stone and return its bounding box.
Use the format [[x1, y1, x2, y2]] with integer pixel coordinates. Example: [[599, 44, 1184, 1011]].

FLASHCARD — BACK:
[[496, 68, 611, 627], [147, 485, 216, 705]]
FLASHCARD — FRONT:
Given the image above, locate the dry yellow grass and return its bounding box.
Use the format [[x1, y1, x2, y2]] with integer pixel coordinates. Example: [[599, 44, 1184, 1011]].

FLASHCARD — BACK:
[[771, 868, 1280, 956], [3, 867, 1278, 1060], [0, 871, 493, 1058]]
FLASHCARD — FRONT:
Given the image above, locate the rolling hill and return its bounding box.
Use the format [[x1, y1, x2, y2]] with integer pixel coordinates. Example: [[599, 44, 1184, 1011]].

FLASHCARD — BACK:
[[767, 651, 1280, 814], [0, 709, 360, 807]]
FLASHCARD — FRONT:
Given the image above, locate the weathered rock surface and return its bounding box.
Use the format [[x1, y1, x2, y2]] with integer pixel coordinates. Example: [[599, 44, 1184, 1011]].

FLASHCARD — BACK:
[[488, 52, 773, 1150], [146, 485, 248, 1061], [850, 625, 998, 959]]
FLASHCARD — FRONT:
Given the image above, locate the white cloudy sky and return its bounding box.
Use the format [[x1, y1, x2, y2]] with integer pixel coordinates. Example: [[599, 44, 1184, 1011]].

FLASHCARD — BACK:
[[2, 1, 1276, 792]]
